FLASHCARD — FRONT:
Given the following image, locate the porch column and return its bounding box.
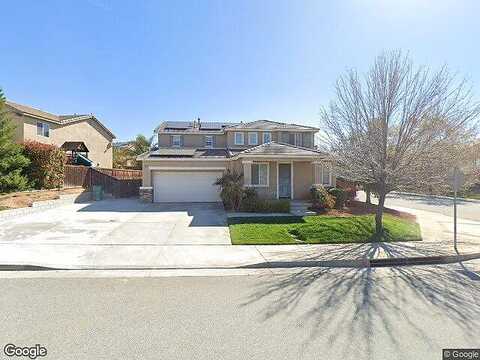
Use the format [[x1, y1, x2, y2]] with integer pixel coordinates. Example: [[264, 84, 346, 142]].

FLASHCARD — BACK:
[[242, 160, 253, 187], [312, 161, 322, 185]]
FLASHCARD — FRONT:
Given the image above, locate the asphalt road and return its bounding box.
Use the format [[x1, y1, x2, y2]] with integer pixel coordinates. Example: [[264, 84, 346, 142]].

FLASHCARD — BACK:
[[1, 263, 480, 360], [358, 191, 480, 222]]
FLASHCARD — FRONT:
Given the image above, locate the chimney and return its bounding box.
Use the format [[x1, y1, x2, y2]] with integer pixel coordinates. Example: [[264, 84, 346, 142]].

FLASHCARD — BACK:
[[197, 117, 201, 129]]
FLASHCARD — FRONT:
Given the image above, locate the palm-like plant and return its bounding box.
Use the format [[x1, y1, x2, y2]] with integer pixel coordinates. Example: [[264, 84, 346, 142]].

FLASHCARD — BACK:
[[214, 170, 243, 210]]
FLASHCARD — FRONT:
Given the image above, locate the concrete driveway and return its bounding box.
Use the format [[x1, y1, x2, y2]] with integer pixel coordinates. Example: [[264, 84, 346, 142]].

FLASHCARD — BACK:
[[0, 199, 231, 245]]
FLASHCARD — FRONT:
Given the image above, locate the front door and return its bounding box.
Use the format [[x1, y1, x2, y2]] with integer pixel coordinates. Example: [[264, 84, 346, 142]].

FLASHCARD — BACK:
[[278, 163, 292, 198]]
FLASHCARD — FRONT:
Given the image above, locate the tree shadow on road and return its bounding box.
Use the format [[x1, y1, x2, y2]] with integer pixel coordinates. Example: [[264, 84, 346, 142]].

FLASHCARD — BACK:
[[242, 245, 480, 359]]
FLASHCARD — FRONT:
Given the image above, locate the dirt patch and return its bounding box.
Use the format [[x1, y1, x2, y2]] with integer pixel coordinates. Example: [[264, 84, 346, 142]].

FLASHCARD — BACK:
[[309, 200, 417, 221], [0, 187, 86, 210]]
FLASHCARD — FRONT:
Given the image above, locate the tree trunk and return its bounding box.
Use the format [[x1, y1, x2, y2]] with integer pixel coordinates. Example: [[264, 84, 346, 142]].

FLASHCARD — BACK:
[[375, 191, 386, 237], [366, 189, 371, 205]]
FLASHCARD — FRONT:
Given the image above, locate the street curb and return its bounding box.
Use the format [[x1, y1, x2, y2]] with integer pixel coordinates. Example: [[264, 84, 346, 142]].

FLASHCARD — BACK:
[[242, 252, 480, 269], [392, 191, 480, 204], [1, 253, 479, 271]]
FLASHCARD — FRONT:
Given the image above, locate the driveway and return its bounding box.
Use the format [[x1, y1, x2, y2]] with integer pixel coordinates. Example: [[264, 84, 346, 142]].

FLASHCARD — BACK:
[[0, 199, 231, 245]]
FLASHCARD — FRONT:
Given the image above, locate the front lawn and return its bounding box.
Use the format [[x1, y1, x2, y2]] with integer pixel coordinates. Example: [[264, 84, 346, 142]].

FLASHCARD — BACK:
[[228, 214, 422, 245]]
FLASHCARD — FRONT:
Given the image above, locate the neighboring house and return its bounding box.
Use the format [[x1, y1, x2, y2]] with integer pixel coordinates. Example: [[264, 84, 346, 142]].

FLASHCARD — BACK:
[[138, 119, 334, 203], [5, 101, 115, 168]]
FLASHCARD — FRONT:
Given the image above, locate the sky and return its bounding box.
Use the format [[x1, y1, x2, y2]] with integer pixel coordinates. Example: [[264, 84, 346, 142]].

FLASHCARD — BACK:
[[1, 0, 480, 141]]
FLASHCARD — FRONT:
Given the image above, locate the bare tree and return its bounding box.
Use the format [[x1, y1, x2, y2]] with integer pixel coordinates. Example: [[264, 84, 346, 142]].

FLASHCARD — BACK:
[[320, 51, 480, 236]]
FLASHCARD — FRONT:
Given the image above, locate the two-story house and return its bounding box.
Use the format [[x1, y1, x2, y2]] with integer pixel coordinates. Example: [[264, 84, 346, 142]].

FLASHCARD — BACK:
[[5, 101, 115, 168], [138, 119, 334, 203]]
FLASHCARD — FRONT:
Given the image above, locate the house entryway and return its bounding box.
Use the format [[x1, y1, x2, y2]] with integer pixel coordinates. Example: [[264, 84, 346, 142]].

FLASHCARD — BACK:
[[278, 163, 292, 199]]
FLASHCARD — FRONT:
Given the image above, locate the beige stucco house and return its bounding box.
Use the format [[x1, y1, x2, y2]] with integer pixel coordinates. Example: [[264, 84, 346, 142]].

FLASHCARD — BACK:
[[5, 101, 115, 168], [138, 119, 334, 203]]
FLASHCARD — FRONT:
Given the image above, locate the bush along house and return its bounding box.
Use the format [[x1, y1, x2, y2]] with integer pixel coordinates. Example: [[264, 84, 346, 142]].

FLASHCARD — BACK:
[[137, 119, 335, 203]]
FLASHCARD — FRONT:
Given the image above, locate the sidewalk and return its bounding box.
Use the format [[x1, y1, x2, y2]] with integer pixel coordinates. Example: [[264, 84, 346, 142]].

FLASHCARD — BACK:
[[0, 198, 478, 270], [0, 217, 478, 269]]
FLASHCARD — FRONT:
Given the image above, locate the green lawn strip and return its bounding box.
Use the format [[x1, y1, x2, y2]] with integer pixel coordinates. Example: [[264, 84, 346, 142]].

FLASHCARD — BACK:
[[228, 214, 421, 245], [0, 206, 9, 211], [228, 216, 303, 245]]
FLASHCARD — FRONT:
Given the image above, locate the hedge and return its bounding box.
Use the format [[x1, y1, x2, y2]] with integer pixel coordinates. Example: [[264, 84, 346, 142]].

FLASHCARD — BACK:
[[23, 141, 66, 189]]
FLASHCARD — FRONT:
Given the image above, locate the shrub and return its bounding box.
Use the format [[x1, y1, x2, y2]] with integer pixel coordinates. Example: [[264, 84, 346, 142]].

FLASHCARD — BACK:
[[259, 200, 290, 213], [23, 141, 66, 189], [239, 187, 258, 212], [0, 89, 30, 193], [214, 169, 243, 210], [238, 187, 290, 213], [328, 187, 347, 209], [310, 185, 335, 210]]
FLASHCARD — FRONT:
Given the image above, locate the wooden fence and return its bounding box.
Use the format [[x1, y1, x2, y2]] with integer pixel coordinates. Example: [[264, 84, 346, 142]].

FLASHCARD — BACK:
[[64, 165, 90, 188], [64, 165, 142, 198]]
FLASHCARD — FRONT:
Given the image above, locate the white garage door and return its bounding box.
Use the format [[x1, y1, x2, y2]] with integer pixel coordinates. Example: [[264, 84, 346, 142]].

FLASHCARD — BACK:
[[153, 171, 223, 202]]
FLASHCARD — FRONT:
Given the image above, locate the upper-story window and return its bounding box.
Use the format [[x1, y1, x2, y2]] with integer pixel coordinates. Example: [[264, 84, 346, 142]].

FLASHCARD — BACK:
[[205, 135, 214, 148], [171, 135, 182, 147], [248, 132, 258, 145], [36, 122, 50, 137], [234, 132, 244, 145], [295, 133, 302, 146], [262, 132, 271, 143]]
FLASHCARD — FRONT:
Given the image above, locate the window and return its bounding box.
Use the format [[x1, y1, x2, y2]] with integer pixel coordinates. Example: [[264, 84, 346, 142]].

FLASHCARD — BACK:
[[248, 132, 258, 145], [263, 132, 271, 143], [234, 132, 244, 145], [36, 122, 50, 137], [295, 133, 302, 146], [251, 163, 268, 186], [322, 166, 331, 185], [172, 135, 182, 147], [205, 135, 214, 148]]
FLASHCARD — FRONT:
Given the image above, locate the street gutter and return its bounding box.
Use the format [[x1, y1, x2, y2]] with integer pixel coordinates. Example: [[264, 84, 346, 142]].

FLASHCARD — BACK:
[[1, 253, 479, 271]]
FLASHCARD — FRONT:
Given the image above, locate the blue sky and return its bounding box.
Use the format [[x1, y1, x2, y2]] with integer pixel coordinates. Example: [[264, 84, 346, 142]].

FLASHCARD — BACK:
[[1, 0, 479, 140]]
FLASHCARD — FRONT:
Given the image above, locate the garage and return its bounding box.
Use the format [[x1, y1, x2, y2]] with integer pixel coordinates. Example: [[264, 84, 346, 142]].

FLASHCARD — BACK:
[[152, 170, 223, 202]]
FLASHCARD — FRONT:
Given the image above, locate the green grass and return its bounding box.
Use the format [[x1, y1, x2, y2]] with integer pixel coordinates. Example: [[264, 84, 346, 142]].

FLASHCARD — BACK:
[[466, 194, 480, 200], [0, 206, 10, 211], [228, 214, 422, 245]]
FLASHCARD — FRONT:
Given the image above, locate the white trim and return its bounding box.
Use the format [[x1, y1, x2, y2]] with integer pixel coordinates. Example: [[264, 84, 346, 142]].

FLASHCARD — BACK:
[[171, 134, 182, 147], [276, 162, 279, 199], [234, 132, 244, 145], [248, 132, 258, 145], [36, 121, 50, 137], [292, 162, 294, 199], [320, 164, 332, 186], [150, 167, 226, 171], [250, 162, 269, 187]]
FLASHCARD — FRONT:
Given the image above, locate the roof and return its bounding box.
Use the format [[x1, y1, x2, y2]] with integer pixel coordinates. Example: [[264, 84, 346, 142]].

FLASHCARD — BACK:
[[5, 100, 116, 139], [61, 141, 89, 152], [145, 147, 231, 159], [225, 120, 318, 131], [158, 121, 237, 133], [233, 141, 327, 158]]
